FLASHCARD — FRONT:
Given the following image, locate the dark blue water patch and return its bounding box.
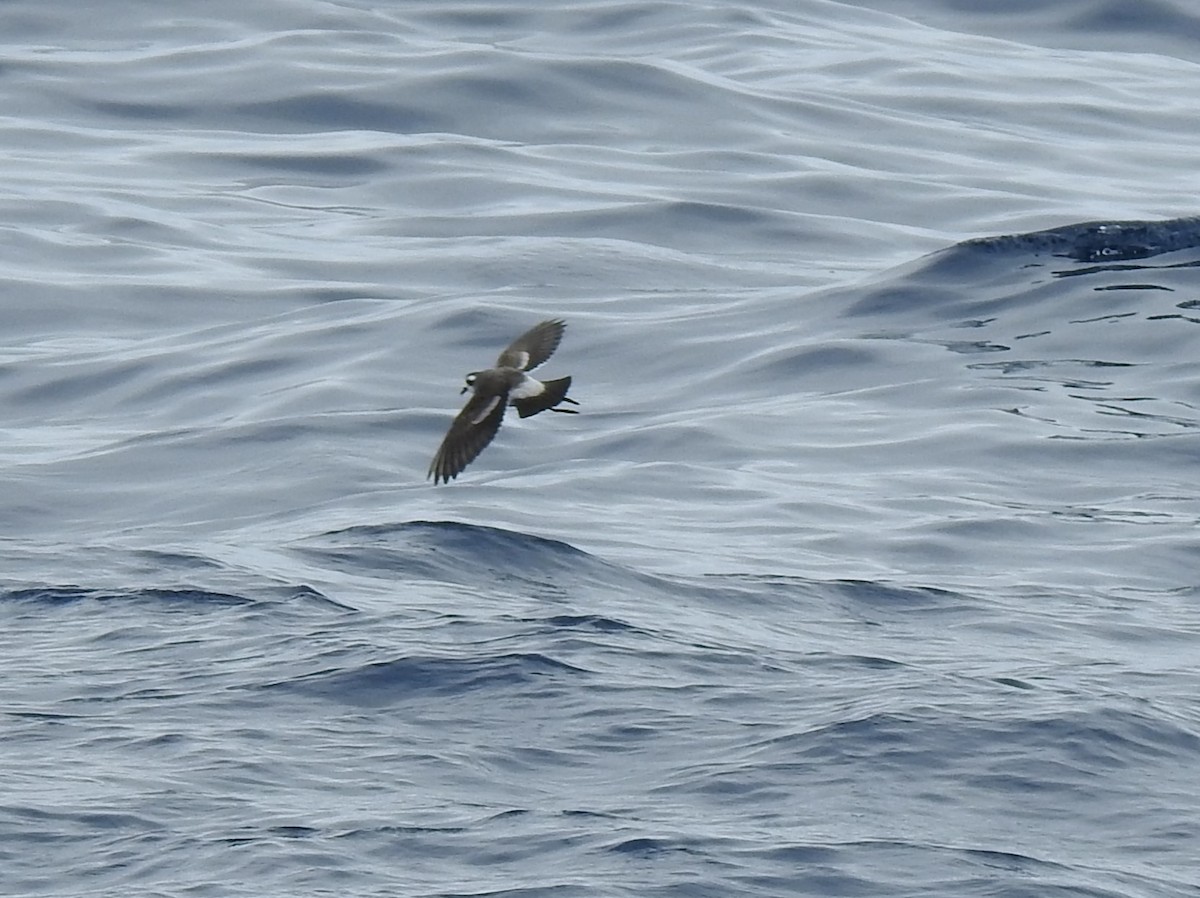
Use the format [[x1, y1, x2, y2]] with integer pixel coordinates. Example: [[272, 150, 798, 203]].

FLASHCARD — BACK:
[[0, 805, 160, 832], [0, 582, 344, 612], [84, 100, 192, 122], [856, 704, 1197, 778], [353, 822, 469, 836], [0, 585, 252, 607], [826, 579, 972, 610], [290, 524, 920, 655], [804, 652, 909, 672], [746, 840, 1183, 898], [234, 94, 437, 133], [839, 218, 1200, 322], [801, 216, 1200, 446], [855, 0, 1200, 62], [704, 575, 981, 626], [536, 614, 643, 634], [203, 150, 392, 177], [290, 520, 670, 595], [1045, 706, 1200, 767], [126, 548, 230, 573], [606, 835, 697, 856], [961, 217, 1200, 262], [274, 651, 588, 706]]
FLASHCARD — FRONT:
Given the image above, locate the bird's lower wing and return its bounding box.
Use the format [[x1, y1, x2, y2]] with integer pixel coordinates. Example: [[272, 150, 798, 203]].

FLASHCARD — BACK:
[[428, 393, 508, 484]]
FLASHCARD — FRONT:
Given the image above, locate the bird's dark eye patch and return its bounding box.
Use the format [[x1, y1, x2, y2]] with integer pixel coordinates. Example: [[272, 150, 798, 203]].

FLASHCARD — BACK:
[[465, 373, 477, 385]]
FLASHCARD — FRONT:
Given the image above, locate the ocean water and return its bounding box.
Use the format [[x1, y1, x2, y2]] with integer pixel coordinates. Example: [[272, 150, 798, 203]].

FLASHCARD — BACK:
[[3, 1, 1199, 896]]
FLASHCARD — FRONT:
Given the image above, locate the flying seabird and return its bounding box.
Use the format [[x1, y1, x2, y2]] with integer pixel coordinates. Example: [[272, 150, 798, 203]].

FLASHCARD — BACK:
[[428, 319, 578, 484]]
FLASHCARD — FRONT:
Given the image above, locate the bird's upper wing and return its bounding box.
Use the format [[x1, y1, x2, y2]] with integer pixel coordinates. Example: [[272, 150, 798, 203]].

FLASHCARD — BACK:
[[428, 389, 509, 484], [495, 319, 566, 371]]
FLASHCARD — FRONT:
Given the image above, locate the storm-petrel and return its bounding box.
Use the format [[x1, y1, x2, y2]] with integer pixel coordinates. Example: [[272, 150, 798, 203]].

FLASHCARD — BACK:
[[428, 319, 578, 484]]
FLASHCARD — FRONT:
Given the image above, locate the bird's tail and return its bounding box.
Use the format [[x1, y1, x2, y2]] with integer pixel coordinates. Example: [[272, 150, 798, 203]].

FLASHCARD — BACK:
[[514, 376, 578, 418]]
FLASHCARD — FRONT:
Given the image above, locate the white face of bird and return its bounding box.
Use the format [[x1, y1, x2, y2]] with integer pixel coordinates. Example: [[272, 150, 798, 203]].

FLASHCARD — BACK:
[[461, 372, 478, 395]]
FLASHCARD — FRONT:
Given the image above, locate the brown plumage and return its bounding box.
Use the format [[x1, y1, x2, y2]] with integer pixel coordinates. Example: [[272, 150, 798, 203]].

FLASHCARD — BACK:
[[429, 320, 578, 484]]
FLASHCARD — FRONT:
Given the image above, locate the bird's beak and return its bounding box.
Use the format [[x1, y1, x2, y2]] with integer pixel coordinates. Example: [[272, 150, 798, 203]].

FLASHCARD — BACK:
[[460, 386, 469, 395]]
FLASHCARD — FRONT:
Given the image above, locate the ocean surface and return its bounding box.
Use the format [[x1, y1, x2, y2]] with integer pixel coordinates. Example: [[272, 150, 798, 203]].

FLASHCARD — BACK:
[[3, 1, 1199, 896]]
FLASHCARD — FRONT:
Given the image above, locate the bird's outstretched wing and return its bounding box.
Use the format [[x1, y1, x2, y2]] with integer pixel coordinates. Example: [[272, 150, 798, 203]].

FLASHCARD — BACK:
[[495, 319, 565, 371], [428, 391, 508, 484]]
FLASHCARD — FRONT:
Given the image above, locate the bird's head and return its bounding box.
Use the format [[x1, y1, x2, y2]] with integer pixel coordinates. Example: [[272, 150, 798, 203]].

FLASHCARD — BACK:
[[461, 372, 479, 395]]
